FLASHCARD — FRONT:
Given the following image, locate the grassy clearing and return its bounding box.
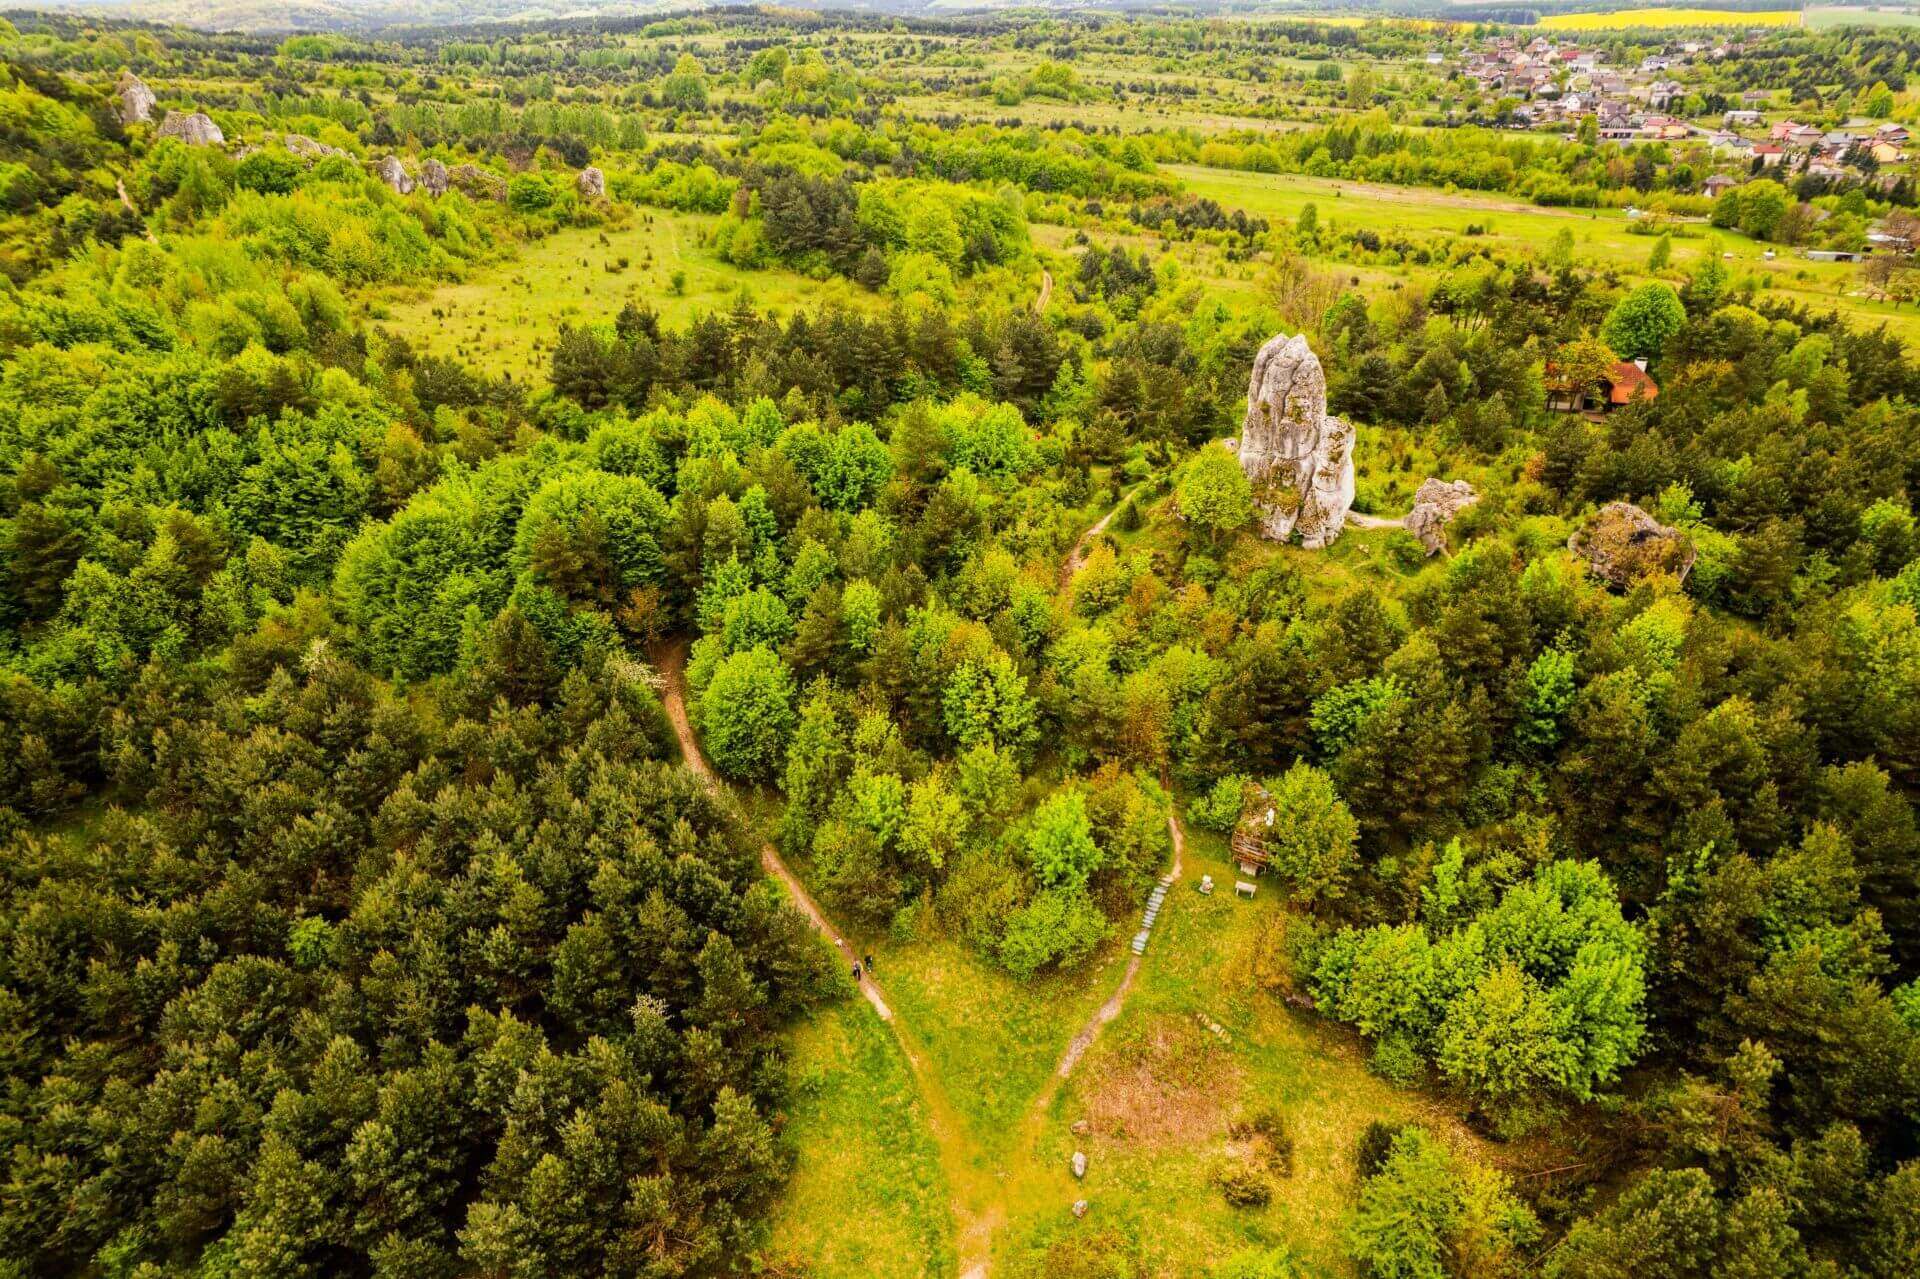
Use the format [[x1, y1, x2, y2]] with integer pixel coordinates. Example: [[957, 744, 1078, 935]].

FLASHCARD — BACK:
[[1168, 164, 1920, 342], [370, 211, 877, 382], [1806, 3, 1920, 25], [1538, 8, 1803, 29], [1005, 825, 1506, 1278], [764, 998, 957, 1279], [874, 934, 1125, 1161]]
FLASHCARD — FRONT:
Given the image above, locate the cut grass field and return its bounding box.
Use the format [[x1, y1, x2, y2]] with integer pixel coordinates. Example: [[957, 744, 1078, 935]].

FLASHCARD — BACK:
[[370, 210, 876, 382], [1538, 7, 1803, 28], [763, 998, 957, 1279]]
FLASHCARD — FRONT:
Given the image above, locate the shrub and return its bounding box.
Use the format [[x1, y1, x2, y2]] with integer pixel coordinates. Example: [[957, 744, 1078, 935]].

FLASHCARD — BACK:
[[1214, 1158, 1274, 1207], [1190, 773, 1248, 833], [997, 886, 1106, 979], [1355, 1120, 1405, 1180]]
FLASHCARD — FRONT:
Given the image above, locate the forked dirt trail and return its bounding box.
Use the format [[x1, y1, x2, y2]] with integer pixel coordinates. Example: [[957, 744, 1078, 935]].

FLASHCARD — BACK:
[[651, 482, 1185, 1278], [651, 642, 999, 1278]]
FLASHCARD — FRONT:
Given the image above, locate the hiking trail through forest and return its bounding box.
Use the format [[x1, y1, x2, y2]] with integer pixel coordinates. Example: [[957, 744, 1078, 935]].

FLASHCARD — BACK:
[[651, 483, 1178, 1277]]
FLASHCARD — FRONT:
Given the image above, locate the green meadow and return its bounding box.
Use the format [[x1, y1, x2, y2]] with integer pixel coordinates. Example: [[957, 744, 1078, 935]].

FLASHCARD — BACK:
[[371, 211, 876, 382]]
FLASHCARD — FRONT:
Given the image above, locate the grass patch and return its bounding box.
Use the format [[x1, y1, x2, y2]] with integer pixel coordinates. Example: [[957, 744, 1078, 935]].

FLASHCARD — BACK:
[[763, 998, 956, 1279], [876, 935, 1121, 1160], [1167, 164, 1920, 343], [1807, 4, 1920, 27], [1007, 824, 1499, 1278], [372, 211, 878, 382]]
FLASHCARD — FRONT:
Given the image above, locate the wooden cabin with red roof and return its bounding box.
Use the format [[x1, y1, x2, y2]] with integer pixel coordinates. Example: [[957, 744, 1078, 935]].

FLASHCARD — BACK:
[[1545, 358, 1658, 416]]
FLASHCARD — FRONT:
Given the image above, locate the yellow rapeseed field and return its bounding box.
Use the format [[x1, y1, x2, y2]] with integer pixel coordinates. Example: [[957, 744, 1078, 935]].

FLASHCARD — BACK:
[[1539, 8, 1805, 29]]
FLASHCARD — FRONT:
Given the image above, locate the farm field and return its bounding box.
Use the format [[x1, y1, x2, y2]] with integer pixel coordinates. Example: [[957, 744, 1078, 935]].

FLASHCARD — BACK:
[[1538, 7, 1805, 29], [1805, 3, 1920, 24]]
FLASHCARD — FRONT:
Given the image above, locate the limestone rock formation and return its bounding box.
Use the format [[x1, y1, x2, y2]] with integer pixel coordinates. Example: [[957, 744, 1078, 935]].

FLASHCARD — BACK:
[[157, 111, 223, 147], [283, 133, 347, 161], [1237, 333, 1355, 549], [376, 155, 415, 195], [449, 163, 507, 202], [420, 157, 450, 197], [1405, 478, 1478, 556], [115, 71, 156, 125], [576, 165, 606, 199], [1571, 502, 1696, 588], [1071, 1151, 1087, 1179]]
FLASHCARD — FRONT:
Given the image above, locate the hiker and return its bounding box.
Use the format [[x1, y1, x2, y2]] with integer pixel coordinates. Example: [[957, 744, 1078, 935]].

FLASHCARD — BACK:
[[851, 962, 862, 981], [864, 953, 874, 973]]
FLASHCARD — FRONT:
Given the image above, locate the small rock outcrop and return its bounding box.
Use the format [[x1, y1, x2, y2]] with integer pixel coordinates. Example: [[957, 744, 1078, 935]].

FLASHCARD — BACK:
[[419, 157, 450, 197], [1405, 478, 1479, 556], [157, 111, 223, 147], [115, 71, 156, 125], [376, 155, 415, 195], [1571, 502, 1696, 588], [1072, 1199, 1090, 1219], [1238, 333, 1356, 549], [449, 163, 507, 202], [1070, 1151, 1087, 1179], [283, 133, 347, 161], [576, 165, 606, 199]]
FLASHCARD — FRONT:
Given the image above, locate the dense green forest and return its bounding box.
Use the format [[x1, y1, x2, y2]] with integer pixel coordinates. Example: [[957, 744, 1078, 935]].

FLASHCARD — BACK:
[[0, 7, 1917, 1279]]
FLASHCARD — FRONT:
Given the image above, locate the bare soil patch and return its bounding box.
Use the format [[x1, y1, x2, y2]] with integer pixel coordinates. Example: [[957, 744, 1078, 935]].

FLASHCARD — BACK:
[[1081, 1012, 1241, 1146]]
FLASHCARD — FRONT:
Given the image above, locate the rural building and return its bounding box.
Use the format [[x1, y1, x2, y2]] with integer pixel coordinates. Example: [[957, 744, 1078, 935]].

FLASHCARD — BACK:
[[1546, 358, 1659, 415]]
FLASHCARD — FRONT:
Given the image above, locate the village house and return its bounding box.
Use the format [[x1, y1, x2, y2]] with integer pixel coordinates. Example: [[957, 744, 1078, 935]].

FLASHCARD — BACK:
[[1723, 109, 1763, 128], [1752, 143, 1786, 167], [1647, 80, 1686, 110], [1704, 173, 1739, 197], [1546, 358, 1659, 415]]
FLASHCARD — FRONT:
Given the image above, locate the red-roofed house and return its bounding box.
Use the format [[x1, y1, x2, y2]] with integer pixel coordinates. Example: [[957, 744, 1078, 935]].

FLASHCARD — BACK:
[[1546, 358, 1659, 414]]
